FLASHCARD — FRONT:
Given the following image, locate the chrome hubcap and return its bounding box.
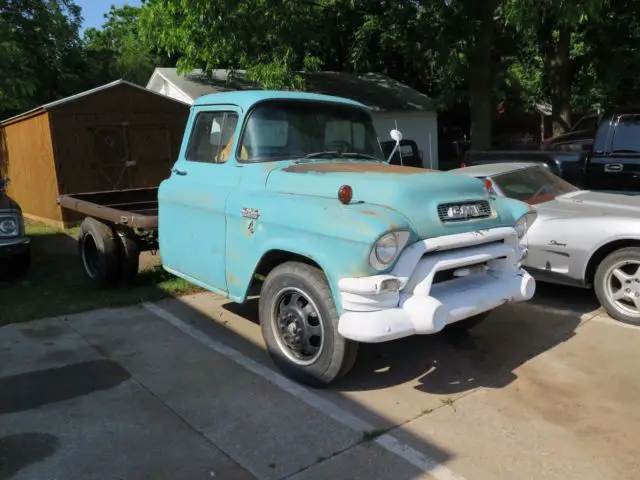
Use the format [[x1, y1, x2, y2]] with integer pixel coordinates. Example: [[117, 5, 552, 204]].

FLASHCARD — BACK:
[[605, 260, 640, 317], [271, 288, 324, 366]]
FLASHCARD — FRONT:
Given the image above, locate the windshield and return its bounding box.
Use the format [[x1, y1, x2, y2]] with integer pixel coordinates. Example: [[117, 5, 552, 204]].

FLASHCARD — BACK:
[[491, 167, 578, 205], [237, 100, 384, 162], [570, 114, 599, 132]]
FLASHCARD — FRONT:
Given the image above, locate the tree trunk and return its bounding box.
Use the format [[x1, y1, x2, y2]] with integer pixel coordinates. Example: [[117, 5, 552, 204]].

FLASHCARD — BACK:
[[468, 4, 495, 149], [543, 25, 572, 135]]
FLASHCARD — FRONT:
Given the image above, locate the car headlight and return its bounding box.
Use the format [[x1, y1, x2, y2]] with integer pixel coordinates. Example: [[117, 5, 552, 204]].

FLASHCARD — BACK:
[[370, 231, 410, 271], [514, 211, 537, 239], [0, 216, 18, 236]]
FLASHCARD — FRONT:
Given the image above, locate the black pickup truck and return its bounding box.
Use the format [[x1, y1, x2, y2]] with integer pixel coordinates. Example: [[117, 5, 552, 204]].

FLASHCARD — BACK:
[[462, 107, 640, 192]]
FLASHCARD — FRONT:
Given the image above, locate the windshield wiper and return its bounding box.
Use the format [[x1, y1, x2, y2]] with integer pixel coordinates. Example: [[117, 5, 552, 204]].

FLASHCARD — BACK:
[[303, 151, 381, 161], [304, 151, 343, 159]]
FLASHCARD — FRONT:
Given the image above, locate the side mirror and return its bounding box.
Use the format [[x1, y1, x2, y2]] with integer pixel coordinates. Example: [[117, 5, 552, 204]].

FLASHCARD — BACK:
[[386, 129, 403, 163]]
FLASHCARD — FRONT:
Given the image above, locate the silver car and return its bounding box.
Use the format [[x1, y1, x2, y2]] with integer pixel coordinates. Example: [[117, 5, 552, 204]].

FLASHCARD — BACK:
[[451, 162, 640, 326]]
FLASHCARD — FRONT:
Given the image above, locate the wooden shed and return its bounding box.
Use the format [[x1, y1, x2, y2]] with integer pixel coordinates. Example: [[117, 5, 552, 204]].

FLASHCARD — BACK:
[[0, 79, 189, 228]]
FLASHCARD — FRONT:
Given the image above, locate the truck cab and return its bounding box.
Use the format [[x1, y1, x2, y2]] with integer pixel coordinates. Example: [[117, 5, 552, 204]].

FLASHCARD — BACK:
[[158, 90, 537, 386]]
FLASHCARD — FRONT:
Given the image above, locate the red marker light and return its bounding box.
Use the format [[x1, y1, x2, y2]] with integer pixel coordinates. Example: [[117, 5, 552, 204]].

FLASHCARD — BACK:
[[338, 185, 353, 204], [484, 178, 496, 194], [460, 163, 467, 168]]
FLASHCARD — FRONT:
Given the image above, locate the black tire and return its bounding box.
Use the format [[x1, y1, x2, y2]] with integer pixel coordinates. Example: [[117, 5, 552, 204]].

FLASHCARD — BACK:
[[78, 217, 121, 288], [446, 311, 490, 333], [259, 261, 359, 387], [116, 230, 140, 284], [594, 247, 640, 326]]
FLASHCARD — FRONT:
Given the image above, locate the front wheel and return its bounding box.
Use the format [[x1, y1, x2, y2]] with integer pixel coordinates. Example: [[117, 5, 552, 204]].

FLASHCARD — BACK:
[[594, 247, 640, 326], [259, 261, 358, 387]]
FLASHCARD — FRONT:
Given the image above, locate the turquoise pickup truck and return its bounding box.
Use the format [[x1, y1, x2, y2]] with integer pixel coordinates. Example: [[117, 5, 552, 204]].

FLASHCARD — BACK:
[[60, 90, 537, 386]]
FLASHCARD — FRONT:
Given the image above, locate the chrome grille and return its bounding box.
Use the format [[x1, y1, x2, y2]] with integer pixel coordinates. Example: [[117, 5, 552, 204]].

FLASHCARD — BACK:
[[437, 200, 492, 223]]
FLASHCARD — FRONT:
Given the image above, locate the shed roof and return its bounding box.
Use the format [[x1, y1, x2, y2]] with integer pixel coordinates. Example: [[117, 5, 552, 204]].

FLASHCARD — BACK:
[[148, 68, 435, 112], [0, 79, 187, 126]]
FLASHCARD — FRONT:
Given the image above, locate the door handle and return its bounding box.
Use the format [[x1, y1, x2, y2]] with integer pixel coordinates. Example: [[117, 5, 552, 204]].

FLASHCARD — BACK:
[[604, 163, 623, 172], [173, 168, 188, 176]]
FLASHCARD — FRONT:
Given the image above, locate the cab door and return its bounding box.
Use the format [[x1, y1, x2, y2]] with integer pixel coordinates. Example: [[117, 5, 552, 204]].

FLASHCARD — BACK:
[[159, 105, 242, 294], [586, 114, 640, 192]]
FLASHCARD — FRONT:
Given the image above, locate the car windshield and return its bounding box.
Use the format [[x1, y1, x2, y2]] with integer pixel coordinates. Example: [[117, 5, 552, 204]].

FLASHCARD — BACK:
[[237, 100, 385, 162], [491, 167, 578, 205]]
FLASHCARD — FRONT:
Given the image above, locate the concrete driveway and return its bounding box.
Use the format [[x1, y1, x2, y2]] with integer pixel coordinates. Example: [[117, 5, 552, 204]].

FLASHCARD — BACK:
[[1, 285, 639, 480]]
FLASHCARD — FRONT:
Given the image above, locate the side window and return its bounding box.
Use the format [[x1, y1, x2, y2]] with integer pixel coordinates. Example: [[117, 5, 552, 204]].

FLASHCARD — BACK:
[[185, 111, 239, 163], [611, 115, 640, 154]]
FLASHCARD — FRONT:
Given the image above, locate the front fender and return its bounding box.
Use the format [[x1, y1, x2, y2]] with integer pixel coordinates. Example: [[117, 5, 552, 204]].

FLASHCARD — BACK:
[[491, 195, 532, 224], [581, 233, 640, 281], [224, 191, 413, 311]]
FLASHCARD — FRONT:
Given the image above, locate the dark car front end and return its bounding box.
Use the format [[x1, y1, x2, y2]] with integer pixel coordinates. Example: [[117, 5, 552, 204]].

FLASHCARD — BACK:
[[0, 178, 30, 275]]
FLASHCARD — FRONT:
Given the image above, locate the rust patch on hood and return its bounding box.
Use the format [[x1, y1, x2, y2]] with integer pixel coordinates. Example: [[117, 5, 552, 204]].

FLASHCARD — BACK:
[[360, 209, 379, 216], [283, 162, 431, 175]]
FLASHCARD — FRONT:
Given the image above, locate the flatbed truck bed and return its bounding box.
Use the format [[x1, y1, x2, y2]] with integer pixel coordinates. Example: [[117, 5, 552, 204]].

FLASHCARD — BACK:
[[57, 187, 160, 287]]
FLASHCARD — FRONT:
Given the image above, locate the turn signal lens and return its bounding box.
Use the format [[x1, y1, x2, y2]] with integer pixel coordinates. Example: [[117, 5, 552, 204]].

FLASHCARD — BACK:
[[338, 185, 353, 204], [484, 178, 496, 194]]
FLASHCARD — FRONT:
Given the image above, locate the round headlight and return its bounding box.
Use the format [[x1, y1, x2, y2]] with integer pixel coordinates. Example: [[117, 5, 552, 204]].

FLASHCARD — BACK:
[[0, 217, 17, 235], [375, 232, 399, 265], [514, 211, 537, 239]]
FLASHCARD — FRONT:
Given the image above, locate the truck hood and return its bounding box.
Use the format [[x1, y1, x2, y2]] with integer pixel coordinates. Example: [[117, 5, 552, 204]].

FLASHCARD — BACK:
[[265, 160, 519, 238], [544, 190, 640, 219]]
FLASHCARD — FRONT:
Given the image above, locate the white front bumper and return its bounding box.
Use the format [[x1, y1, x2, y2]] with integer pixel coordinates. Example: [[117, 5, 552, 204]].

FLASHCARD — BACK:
[[337, 226, 535, 343]]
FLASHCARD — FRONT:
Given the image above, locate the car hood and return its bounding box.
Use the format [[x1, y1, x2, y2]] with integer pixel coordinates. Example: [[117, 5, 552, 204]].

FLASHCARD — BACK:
[[542, 190, 640, 218], [265, 160, 520, 239]]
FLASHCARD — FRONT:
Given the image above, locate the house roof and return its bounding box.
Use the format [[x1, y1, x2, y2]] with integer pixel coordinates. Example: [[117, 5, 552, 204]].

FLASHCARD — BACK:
[[148, 68, 435, 112], [0, 79, 187, 126]]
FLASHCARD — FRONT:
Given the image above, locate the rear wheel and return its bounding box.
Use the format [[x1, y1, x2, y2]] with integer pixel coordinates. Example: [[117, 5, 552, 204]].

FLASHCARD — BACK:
[[116, 230, 140, 284], [259, 261, 358, 387], [594, 247, 640, 326], [78, 217, 120, 288]]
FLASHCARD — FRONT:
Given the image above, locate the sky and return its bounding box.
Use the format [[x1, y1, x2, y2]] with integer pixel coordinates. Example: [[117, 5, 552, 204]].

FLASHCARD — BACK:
[[76, 0, 142, 32]]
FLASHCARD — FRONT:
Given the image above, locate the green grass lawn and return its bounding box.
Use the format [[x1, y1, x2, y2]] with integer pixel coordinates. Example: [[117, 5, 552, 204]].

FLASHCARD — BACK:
[[0, 222, 201, 325]]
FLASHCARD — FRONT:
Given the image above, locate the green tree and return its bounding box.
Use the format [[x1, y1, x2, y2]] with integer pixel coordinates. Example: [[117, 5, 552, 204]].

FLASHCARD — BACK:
[[0, 0, 85, 118], [83, 4, 167, 87], [138, 0, 328, 89], [502, 0, 610, 134]]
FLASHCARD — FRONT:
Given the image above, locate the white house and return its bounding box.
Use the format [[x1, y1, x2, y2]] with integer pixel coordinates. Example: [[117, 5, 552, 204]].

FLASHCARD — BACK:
[[146, 68, 440, 168]]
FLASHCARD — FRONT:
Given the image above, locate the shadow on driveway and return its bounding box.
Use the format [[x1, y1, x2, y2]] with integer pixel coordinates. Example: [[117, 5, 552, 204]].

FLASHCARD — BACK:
[[0, 359, 130, 415], [0, 432, 59, 480], [223, 295, 582, 395]]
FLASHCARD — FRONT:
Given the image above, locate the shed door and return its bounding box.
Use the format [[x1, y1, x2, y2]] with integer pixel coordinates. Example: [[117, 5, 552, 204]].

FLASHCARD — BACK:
[[127, 124, 173, 187], [89, 125, 134, 190]]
